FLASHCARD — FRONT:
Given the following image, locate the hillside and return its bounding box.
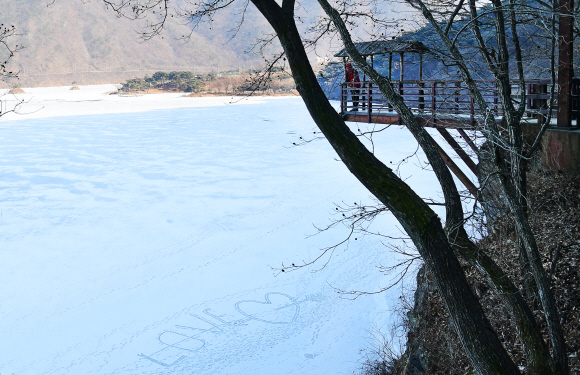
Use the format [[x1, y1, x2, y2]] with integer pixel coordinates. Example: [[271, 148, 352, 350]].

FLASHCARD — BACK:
[[1, 0, 411, 88], [0, 0, 275, 87]]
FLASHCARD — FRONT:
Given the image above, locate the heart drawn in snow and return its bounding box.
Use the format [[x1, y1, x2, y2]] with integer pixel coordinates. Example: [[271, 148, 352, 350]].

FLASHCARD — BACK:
[[235, 292, 300, 324]]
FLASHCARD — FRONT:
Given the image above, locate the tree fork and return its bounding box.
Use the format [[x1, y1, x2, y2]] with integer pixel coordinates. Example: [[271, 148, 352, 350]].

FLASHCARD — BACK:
[[411, 1, 567, 371], [319, 0, 557, 372], [249, 0, 521, 373]]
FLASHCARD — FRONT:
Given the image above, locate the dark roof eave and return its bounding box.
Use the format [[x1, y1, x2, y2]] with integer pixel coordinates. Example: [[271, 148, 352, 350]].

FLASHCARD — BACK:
[[334, 40, 429, 57]]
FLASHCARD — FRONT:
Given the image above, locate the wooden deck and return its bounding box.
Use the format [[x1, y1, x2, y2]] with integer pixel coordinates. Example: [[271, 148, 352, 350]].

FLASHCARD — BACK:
[[339, 79, 580, 128], [338, 78, 580, 197], [341, 110, 497, 129]]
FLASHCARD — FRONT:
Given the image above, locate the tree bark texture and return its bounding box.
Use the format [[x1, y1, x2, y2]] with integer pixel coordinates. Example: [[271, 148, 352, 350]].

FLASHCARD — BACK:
[[249, 0, 522, 373], [315, 3, 555, 372], [411, 1, 567, 372]]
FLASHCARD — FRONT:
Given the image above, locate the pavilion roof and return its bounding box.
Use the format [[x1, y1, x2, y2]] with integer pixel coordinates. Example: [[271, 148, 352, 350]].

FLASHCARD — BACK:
[[334, 39, 429, 57]]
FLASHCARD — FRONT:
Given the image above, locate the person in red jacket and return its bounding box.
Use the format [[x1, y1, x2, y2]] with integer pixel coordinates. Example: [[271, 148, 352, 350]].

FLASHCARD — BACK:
[[346, 62, 361, 110]]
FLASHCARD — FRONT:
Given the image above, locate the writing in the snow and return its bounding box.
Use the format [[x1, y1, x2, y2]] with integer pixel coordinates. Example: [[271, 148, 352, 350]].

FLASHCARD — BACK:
[[139, 292, 321, 367]]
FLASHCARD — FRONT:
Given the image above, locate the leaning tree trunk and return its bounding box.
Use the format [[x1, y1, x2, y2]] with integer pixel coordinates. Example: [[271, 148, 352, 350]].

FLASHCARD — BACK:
[[249, 1, 521, 373], [314, 3, 554, 372], [411, 0, 567, 371]]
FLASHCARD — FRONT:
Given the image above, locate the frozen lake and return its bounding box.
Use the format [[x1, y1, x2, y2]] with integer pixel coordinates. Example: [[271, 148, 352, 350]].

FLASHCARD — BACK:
[[0, 86, 451, 374]]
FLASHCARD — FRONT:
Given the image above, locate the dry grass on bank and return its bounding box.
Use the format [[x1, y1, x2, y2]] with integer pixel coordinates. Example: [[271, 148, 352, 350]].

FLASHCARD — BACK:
[[185, 89, 299, 97], [393, 170, 580, 374]]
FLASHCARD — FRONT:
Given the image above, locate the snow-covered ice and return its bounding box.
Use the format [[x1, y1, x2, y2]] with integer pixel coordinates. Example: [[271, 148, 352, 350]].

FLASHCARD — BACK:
[[0, 85, 455, 374], [0, 85, 271, 122]]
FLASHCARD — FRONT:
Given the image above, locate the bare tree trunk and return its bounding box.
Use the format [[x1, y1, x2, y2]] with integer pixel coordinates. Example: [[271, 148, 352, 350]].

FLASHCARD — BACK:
[[496, 164, 568, 374], [310, 0, 562, 372], [409, 1, 567, 372], [449, 227, 555, 374], [249, 0, 522, 373], [92, 0, 569, 371]]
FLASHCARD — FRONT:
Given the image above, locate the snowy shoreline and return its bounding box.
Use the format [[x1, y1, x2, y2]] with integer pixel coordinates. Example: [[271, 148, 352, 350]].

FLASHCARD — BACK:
[[0, 95, 421, 374], [1, 84, 300, 122], [0, 88, 467, 374]]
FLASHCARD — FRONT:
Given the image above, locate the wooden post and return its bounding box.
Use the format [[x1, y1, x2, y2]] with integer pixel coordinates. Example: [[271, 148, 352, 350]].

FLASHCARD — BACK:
[[434, 142, 478, 198], [342, 57, 347, 113], [419, 52, 423, 81], [367, 83, 372, 123], [400, 53, 405, 122], [399, 53, 405, 81], [494, 81, 499, 116], [437, 128, 478, 173], [419, 53, 425, 111], [362, 58, 366, 84], [341, 81, 345, 114], [399, 53, 405, 104], [362, 56, 367, 110], [368, 55, 373, 123], [470, 95, 475, 127], [389, 53, 393, 80], [538, 83, 547, 125], [573, 79, 580, 123], [458, 129, 479, 153], [455, 82, 461, 114], [526, 82, 532, 117], [431, 81, 437, 124], [389, 53, 393, 112], [557, 0, 574, 127]]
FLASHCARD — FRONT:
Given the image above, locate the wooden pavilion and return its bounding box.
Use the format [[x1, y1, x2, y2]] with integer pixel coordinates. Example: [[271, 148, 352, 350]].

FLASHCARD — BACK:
[[333, 38, 580, 192]]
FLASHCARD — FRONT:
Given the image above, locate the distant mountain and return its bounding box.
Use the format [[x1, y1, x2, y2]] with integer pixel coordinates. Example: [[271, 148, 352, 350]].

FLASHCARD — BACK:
[[2, 0, 410, 88], [1, 0, 276, 87]]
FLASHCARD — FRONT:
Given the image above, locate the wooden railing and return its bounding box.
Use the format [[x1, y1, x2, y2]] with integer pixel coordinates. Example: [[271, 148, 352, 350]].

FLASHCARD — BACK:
[[339, 79, 580, 126]]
